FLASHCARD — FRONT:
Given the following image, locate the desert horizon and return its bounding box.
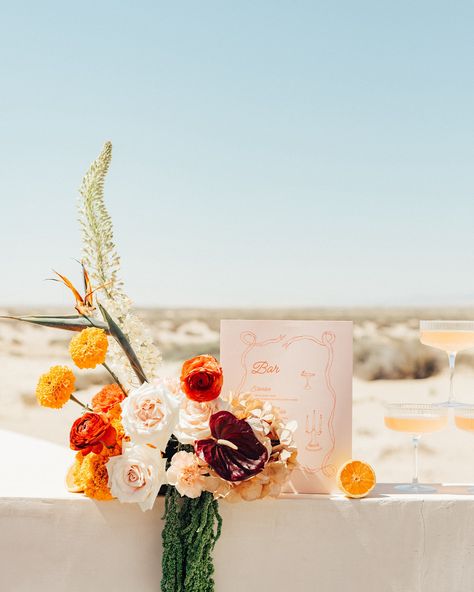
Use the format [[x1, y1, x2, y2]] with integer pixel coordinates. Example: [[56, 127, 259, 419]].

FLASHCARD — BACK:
[[2, 305, 474, 486]]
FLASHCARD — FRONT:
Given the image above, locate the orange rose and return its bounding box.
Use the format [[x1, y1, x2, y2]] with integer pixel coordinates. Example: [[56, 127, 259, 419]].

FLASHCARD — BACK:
[[180, 355, 223, 403], [70, 412, 116, 456], [91, 384, 126, 414]]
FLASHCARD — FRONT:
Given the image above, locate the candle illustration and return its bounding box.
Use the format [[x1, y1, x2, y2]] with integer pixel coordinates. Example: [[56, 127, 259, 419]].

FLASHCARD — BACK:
[[305, 409, 323, 451]]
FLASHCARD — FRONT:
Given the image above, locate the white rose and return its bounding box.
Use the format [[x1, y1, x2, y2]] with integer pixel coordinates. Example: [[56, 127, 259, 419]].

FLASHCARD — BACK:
[[173, 399, 218, 445], [121, 381, 179, 450], [107, 443, 166, 511]]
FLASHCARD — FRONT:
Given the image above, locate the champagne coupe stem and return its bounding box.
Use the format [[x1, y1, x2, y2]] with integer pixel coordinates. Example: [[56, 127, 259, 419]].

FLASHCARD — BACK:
[[448, 352, 456, 405], [412, 435, 420, 485]]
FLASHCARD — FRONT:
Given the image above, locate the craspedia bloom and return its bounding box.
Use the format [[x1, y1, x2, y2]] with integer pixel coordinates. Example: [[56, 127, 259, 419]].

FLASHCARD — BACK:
[[36, 365, 76, 409], [69, 327, 108, 369], [82, 453, 113, 501], [68, 452, 113, 501]]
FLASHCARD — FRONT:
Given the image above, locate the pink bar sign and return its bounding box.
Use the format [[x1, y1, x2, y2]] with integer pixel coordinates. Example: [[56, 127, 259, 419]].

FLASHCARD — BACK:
[[220, 320, 353, 494]]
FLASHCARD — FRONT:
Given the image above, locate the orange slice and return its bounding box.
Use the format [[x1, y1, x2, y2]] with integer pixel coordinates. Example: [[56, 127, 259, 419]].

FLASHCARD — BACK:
[[337, 460, 376, 498], [66, 463, 84, 493]]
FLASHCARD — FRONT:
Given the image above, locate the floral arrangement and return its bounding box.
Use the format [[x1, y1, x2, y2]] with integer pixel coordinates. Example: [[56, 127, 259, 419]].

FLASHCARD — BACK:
[[2, 142, 297, 592]]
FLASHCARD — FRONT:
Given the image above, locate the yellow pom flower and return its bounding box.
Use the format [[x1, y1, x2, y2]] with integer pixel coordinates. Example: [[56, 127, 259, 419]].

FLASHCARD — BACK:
[[36, 365, 76, 409], [68, 452, 113, 501], [69, 327, 108, 369]]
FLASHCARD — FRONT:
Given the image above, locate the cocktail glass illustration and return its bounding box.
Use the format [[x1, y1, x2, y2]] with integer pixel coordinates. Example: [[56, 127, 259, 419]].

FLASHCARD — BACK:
[[301, 370, 315, 390]]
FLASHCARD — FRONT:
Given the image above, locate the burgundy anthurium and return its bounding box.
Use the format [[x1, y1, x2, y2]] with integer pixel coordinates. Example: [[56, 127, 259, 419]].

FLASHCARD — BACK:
[[195, 410, 268, 482]]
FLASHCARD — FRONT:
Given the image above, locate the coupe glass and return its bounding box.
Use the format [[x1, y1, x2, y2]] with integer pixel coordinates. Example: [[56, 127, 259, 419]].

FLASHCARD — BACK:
[[384, 403, 448, 492], [420, 320, 474, 407], [454, 406, 474, 493], [454, 406, 474, 433]]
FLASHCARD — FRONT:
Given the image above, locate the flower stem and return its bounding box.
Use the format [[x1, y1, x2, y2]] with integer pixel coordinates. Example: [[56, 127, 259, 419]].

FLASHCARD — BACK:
[[102, 362, 127, 395], [70, 394, 91, 411]]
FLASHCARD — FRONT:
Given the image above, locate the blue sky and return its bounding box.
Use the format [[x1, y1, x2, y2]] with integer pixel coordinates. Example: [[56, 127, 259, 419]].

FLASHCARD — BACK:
[[1, 1, 473, 308]]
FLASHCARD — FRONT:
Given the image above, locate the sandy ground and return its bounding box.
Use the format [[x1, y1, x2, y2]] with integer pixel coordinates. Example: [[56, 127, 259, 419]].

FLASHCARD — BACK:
[[2, 308, 474, 486]]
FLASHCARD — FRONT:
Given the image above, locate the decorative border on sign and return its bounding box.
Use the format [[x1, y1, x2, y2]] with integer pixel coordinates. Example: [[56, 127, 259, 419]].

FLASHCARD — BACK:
[[237, 330, 337, 478], [283, 332, 336, 477]]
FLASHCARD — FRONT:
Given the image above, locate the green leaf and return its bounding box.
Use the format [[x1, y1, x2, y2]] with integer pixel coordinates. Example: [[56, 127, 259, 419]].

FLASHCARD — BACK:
[[98, 303, 148, 384], [0, 315, 110, 333]]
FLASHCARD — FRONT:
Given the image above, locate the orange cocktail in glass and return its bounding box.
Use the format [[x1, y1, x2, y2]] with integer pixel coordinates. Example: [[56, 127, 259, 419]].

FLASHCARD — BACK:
[[455, 407, 474, 433], [384, 403, 448, 492], [420, 320, 474, 407]]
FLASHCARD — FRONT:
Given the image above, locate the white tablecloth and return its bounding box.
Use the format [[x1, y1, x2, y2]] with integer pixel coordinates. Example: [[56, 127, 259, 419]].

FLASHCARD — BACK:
[[1, 429, 474, 592]]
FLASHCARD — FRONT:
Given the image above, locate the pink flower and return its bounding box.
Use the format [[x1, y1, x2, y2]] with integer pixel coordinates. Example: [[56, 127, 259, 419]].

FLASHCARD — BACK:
[[166, 451, 206, 498], [121, 382, 179, 450], [174, 399, 218, 445]]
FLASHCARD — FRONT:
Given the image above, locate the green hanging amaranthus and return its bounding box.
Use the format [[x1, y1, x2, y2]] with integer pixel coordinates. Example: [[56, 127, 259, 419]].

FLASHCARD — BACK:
[[162, 487, 222, 592]]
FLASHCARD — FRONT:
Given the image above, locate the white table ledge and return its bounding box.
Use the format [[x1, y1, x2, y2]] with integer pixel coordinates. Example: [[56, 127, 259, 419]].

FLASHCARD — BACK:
[[2, 429, 474, 592]]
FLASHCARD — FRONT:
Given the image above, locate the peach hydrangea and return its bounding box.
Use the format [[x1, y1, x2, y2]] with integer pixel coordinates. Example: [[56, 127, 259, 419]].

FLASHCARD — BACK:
[[225, 460, 295, 503]]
